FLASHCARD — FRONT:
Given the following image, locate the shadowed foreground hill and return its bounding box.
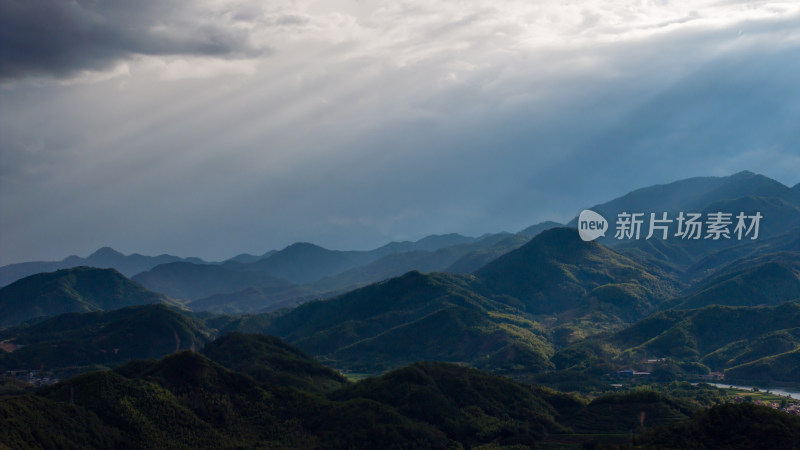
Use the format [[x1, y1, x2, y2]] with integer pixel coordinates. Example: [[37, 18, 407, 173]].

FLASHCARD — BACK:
[[0, 354, 460, 448], [0, 304, 214, 373], [1, 352, 325, 449], [0, 267, 176, 329], [201, 332, 347, 392], [1, 343, 733, 449], [265, 270, 554, 374], [330, 361, 583, 447], [636, 403, 800, 449]]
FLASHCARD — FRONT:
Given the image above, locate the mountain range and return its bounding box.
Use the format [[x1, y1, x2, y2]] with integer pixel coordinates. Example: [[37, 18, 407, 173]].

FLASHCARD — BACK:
[[580, 172, 800, 272], [4, 171, 800, 381], [3, 170, 800, 448], [0, 247, 205, 287]]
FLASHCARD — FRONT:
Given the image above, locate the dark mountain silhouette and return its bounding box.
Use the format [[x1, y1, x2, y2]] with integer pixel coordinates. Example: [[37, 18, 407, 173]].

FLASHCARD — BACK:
[[0, 267, 177, 329], [0, 247, 204, 287]]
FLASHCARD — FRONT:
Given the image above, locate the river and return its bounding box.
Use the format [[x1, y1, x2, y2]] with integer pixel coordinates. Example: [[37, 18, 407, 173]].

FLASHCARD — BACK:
[[702, 383, 800, 400]]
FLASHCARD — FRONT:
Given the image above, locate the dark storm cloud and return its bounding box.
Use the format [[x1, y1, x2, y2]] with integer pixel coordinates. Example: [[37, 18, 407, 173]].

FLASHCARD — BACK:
[[1, 0, 799, 265], [0, 0, 259, 80]]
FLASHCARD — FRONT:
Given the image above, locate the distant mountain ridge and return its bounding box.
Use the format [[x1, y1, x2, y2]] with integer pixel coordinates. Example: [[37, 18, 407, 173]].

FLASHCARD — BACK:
[[131, 230, 546, 311], [240, 234, 491, 284], [132, 261, 291, 301], [566, 171, 800, 266], [0, 247, 204, 287], [0, 233, 491, 289], [569, 171, 800, 224], [0, 267, 178, 329]]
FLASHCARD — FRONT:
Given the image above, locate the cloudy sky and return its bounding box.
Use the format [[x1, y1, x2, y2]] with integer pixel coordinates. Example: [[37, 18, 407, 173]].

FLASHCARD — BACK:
[[1, 0, 799, 264]]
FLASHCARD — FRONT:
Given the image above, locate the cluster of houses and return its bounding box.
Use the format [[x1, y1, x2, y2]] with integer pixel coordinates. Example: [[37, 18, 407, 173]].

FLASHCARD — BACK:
[[4, 370, 59, 386]]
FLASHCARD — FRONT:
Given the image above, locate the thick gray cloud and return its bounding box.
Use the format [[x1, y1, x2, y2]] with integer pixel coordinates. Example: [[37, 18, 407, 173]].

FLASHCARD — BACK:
[[0, 0, 260, 80], [1, 0, 799, 264]]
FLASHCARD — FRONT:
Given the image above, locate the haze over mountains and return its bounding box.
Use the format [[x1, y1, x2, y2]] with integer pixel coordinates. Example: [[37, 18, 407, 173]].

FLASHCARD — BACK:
[[571, 171, 800, 266], [3, 170, 800, 448], [2, 172, 799, 332], [3, 174, 800, 382], [0, 227, 567, 317], [3, 172, 792, 330], [0, 247, 206, 287]]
